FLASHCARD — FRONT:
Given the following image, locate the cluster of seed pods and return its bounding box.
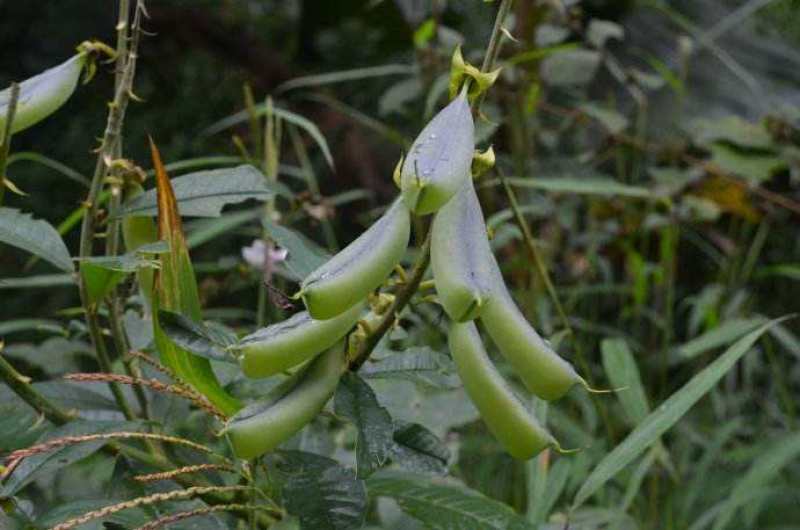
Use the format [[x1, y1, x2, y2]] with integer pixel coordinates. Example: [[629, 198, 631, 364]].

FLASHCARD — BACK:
[[225, 91, 583, 460]]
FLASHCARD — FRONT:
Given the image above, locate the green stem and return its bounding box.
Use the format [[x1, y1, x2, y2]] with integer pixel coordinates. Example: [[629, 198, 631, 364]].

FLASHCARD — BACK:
[[0, 353, 76, 425], [77, 1, 145, 421], [0, 82, 20, 207]]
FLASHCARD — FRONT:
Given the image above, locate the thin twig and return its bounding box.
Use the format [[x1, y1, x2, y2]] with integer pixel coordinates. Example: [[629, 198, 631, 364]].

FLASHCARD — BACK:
[[134, 503, 277, 530]]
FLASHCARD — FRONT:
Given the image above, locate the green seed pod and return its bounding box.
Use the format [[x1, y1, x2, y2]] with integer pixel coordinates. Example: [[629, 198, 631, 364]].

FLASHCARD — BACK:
[[431, 180, 494, 321], [400, 92, 474, 215], [238, 301, 364, 378], [449, 320, 556, 459], [224, 348, 345, 459], [481, 282, 584, 401], [0, 54, 86, 135], [301, 199, 410, 320]]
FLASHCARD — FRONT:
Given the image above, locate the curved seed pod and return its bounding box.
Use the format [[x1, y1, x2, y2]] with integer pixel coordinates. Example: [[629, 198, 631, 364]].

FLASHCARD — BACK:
[[238, 301, 364, 378], [300, 199, 410, 320], [224, 348, 345, 459], [481, 279, 584, 401], [0, 54, 86, 134], [431, 179, 494, 321], [400, 92, 474, 215], [449, 321, 556, 459]]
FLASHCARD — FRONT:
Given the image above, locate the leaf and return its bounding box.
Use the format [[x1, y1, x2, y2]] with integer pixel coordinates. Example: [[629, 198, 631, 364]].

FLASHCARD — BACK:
[[262, 218, 331, 281], [674, 317, 767, 362], [708, 144, 785, 184], [0, 273, 75, 289], [78, 253, 160, 305], [390, 421, 450, 474], [334, 373, 395, 478], [157, 310, 236, 363], [36, 500, 149, 530], [361, 347, 461, 389], [579, 102, 629, 134], [0, 318, 64, 336], [0, 207, 73, 271], [711, 431, 800, 530], [367, 471, 533, 530], [0, 420, 141, 497], [691, 116, 774, 150], [186, 208, 261, 249], [122, 165, 289, 218], [267, 450, 367, 530], [540, 49, 601, 86], [571, 318, 786, 509], [205, 106, 335, 170], [0, 54, 85, 134], [0, 405, 44, 452], [499, 176, 652, 199], [601, 338, 650, 425], [148, 139, 241, 416], [586, 19, 625, 48], [276, 64, 415, 93]]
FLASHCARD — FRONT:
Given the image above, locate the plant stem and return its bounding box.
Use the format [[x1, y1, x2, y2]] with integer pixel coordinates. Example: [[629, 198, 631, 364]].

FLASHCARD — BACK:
[[349, 0, 513, 371], [77, 1, 145, 421], [0, 353, 76, 425], [0, 82, 20, 207]]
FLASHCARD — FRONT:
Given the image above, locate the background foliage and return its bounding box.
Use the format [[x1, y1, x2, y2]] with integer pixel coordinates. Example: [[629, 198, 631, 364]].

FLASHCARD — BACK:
[[1, 1, 800, 529]]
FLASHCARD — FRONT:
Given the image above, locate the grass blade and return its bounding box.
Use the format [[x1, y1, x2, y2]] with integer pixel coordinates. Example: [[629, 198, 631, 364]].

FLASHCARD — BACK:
[[572, 317, 789, 509]]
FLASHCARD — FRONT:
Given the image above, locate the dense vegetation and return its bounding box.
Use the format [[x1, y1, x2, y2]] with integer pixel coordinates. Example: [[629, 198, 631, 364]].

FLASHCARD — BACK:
[[1, 1, 799, 529]]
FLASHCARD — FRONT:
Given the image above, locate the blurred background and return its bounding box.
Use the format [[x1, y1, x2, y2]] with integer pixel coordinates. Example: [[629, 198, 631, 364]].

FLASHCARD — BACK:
[[1, 1, 800, 526]]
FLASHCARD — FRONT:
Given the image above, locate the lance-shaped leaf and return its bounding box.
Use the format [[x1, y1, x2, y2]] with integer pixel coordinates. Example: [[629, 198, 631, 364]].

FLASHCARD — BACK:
[[149, 139, 241, 416], [0, 207, 72, 272]]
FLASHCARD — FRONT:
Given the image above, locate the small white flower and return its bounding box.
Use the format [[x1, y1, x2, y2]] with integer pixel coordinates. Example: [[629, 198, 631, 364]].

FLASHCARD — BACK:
[[241, 239, 287, 270]]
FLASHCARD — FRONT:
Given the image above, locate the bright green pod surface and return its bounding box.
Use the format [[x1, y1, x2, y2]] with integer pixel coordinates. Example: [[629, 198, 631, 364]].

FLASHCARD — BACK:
[[480, 282, 584, 401], [225, 348, 345, 459], [122, 182, 158, 305], [238, 301, 364, 378], [449, 321, 556, 460], [301, 199, 410, 320], [431, 179, 494, 322], [0, 54, 85, 135], [400, 92, 474, 215]]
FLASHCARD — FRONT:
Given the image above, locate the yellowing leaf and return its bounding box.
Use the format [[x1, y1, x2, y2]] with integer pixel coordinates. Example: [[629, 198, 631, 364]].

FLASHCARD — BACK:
[[149, 138, 240, 416]]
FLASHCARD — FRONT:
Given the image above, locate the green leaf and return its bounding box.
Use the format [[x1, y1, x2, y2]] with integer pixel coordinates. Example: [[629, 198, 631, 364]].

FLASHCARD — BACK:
[[540, 49, 601, 86], [267, 450, 367, 530], [390, 421, 450, 474], [262, 218, 331, 281], [601, 338, 650, 425], [276, 64, 415, 93], [78, 252, 160, 305], [334, 372, 395, 478], [571, 318, 786, 509], [0, 207, 73, 271], [579, 102, 629, 134], [0, 273, 75, 289], [361, 347, 461, 389], [367, 471, 533, 530], [674, 317, 767, 362], [205, 106, 335, 170], [691, 116, 774, 150], [0, 54, 85, 134], [498, 176, 652, 199], [0, 420, 141, 497], [708, 144, 785, 184], [0, 405, 44, 452], [149, 140, 241, 416], [711, 431, 800, 530], [36, 500, 149, 530], [186, 208, 261, 249], [122, 165, 289, 218], [0, 318, 64, 336], [157, 310, 236, 363]]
